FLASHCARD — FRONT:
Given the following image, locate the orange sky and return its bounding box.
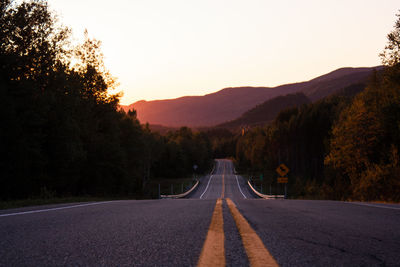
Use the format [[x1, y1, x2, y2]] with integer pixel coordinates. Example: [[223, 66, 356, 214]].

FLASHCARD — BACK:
[[48, 0, 399, 105]]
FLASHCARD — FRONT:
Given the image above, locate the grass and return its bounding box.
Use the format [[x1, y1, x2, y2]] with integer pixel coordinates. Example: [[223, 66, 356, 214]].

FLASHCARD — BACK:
[[0, 177, 201, 210], [244, 173, 400, 203], [149, 177, 198, 197], [244, 174, 287, 196], [345, 199, 400, 204], [0, 196, 121, 210]]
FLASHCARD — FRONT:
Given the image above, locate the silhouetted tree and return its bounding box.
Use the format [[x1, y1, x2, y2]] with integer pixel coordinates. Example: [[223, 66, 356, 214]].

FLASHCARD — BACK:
[[0, 0, 214, 200]]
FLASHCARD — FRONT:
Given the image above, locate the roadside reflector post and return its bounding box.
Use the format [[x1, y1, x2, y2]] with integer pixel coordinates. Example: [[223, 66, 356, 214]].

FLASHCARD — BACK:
[[284, 184, 287, 199], [158, 184, 161, 199]]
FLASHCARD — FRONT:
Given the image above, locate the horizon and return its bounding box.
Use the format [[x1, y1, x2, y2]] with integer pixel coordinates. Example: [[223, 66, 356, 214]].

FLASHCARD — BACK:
[[47, 0, 399, 104], [124, 65, 383, 105]]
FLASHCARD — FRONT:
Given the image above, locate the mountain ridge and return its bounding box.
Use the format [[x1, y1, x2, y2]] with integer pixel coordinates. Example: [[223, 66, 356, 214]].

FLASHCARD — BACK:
[[121, 66, 382, 127]]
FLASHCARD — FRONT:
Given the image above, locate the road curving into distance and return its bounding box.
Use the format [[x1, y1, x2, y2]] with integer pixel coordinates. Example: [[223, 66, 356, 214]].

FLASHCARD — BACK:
[[1, 159, 399, 266]]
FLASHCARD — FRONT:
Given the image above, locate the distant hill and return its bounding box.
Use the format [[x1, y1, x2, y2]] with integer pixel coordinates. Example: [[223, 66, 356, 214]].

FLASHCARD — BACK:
[[121, 66, 381, 127], [333, 83, 367, 98], [147, 124, 179, 135], [217, 93, 311, 129]]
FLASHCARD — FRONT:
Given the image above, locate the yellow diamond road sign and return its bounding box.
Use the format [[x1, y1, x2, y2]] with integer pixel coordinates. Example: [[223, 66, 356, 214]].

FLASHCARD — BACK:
[[276, 163, 289, 177]]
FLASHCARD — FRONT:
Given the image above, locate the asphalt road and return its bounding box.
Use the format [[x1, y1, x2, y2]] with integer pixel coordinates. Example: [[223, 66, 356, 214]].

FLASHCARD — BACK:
[[189, 159, 255, 200], [1, 159, 400, 266]]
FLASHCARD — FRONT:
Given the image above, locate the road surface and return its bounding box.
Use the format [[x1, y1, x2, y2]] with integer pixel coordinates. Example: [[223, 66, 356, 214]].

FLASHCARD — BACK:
[[1, 159, 399, 266]]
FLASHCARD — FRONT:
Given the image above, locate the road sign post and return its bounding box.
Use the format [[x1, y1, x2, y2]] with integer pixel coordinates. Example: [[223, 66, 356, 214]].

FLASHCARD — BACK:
[[276, 163, 290, 198], [193, 165, 198, 181], [277, 177, 288, 183], [284, 184, 287, 199]]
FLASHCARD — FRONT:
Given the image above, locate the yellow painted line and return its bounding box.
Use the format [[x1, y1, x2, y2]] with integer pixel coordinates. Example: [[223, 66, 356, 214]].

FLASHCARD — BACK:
[[221, 161, 225, 198], [226, 198, 279, 267], [197, 198, 225, 267], [221, 173, 225, 199]]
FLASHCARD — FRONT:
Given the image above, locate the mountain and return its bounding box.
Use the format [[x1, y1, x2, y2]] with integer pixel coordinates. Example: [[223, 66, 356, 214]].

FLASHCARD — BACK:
[[217, 92, 311, 129], [332, 83, 367, 98], [122, 66, 381, 127]]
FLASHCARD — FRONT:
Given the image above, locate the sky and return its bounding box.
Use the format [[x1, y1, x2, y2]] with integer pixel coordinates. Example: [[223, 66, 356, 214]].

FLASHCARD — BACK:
[[48, 0, 399, 105]]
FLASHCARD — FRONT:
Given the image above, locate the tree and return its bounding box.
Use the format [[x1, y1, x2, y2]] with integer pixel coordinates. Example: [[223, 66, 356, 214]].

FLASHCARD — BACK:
[[380, 12, 400, 67], [0, 0, 215, 200], [325, 12, 400, 201]]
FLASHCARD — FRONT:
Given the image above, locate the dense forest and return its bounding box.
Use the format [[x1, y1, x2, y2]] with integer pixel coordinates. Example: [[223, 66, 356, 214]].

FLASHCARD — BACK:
[[217, 92, 311, 130], [0, 0, 212, 200], [234, 13, 400, 202]]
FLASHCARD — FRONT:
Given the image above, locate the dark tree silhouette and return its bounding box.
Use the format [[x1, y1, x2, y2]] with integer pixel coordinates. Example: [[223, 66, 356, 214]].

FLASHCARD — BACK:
[[0, 0, 213, 200]]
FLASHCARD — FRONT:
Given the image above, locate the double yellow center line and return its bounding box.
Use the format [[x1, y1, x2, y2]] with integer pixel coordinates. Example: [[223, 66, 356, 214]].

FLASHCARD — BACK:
[[197, 199, 225, 266], [221, 163, 225, 199], [198, 161, 278, 267], [226, 198, 277, 267]]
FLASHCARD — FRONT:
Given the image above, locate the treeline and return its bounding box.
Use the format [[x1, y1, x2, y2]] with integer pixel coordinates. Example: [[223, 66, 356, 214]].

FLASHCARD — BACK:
[[203, 128, 237, 159], [235, 13, 400, 201], [236, 91, 354, 198], [0, 0, 212, 200], [236, 71, 400, 201]]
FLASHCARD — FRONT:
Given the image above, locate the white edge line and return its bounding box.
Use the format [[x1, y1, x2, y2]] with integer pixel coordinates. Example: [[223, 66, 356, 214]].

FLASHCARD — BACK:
[[0, 201, 118, 217], [346, 202, 400, 210], [200, 175, 214, 199], [199, 160, 219, 199], [210, 161, 215, 174], [235, 175, 247, 199]]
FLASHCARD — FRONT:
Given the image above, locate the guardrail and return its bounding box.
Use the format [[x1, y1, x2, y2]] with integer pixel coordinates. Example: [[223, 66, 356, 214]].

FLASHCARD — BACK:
[[160, 180, 199, 199], [247, 180, 285, 199]]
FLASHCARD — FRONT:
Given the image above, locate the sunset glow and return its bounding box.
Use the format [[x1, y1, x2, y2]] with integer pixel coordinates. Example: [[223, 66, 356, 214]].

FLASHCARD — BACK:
[[48, 0, 399, 104]]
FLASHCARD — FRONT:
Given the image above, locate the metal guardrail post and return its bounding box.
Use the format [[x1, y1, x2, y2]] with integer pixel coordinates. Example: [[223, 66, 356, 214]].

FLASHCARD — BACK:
[[160, 180, 199, 199], [247, 180, 284, 199]]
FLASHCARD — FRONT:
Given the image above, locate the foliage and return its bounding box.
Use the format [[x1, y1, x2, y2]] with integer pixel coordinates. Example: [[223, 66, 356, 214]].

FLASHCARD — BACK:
[[151, 127, 213, 179], [218, 92, 311, 129], [203, 128, 237, 158], [234, 12, 400, 201], [0, 0, 213, 200], [235, 95, 349, 198], [326, 65, 400, 201], [380, 12, 400, 67]]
